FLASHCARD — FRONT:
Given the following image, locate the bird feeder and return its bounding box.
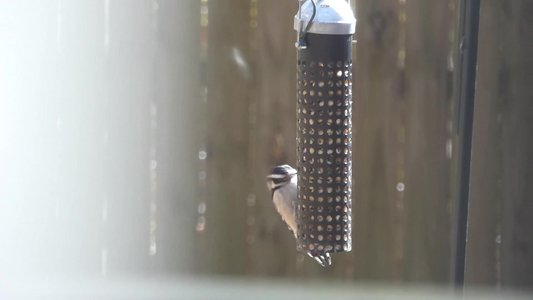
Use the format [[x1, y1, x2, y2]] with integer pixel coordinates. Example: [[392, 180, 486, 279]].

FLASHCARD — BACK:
[[295, 0, 356, 258]]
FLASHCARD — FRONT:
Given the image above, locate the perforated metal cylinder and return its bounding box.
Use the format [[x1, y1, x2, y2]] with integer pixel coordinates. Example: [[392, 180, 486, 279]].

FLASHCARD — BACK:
[[296, 32, 353, 256]]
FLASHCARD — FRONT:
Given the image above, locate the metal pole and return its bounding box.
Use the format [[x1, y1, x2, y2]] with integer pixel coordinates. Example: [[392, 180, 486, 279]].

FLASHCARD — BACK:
[[451, 0, 481, 288]]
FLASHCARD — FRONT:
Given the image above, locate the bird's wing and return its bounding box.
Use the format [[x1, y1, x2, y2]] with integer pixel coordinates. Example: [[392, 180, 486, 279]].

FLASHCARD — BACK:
[[272, 182, 298, 237]]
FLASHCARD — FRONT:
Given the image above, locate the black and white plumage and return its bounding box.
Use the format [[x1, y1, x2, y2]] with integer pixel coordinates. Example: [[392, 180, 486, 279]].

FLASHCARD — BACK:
[[266, 164, 331, 267]]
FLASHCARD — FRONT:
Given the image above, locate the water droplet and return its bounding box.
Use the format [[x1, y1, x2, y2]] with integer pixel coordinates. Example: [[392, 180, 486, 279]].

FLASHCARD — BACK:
[[396, 182, 405, 192], [198, 150, 207, 160], [196, 216, 206, 232], [495, 234, 501, 244], [446, 139, 453, 159], [149, 242, 157, 256], [198, 202, 207, 214]]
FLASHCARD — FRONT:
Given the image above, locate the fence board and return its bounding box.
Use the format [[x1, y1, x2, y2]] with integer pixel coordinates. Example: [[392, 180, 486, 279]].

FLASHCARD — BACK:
[[402, 0, 454, 282], [252, 0, 302, 276], [467, 0, 533, 288], [204, 0, 254, 275]]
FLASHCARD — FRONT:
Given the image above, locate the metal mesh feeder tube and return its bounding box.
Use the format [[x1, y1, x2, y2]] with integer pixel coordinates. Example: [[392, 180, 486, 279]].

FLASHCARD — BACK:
[[294, 0, 356, 258]]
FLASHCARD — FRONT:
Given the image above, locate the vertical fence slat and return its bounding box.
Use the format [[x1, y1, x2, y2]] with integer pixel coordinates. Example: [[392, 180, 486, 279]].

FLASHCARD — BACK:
[[402, 0, 454, 282], [253, 0, 302, 276], [205, 0, 253, 274], [499, 1, 533, 286], [352, 0, 405, 280], [468, 0, 533, 288]]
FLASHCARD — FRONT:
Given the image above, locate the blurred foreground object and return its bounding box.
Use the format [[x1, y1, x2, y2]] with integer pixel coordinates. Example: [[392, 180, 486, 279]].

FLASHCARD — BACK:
[[6, 277, 533, 300]]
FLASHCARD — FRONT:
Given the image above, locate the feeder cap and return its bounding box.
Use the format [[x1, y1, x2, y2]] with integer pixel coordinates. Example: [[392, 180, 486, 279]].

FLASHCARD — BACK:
[[294, 0, 356, 35]]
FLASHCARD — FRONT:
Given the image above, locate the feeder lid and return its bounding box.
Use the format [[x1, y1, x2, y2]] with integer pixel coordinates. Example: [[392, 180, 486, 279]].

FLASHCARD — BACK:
[[294, 0, 356, 35]]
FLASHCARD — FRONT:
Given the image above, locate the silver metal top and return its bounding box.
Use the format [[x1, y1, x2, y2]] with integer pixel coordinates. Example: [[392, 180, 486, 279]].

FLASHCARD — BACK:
[[294, 0, 356, 35]]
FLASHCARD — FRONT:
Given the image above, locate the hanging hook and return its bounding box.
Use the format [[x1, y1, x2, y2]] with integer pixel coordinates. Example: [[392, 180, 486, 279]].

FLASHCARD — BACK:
[[295, 0, 316, 49]]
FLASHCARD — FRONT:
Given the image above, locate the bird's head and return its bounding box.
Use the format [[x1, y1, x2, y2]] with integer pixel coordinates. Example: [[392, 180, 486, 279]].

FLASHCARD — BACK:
[[266, 164, 297, 192]]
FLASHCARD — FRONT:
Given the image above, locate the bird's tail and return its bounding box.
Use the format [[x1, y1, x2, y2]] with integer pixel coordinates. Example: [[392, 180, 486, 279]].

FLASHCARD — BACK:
[[308, 252, 332, 267]]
